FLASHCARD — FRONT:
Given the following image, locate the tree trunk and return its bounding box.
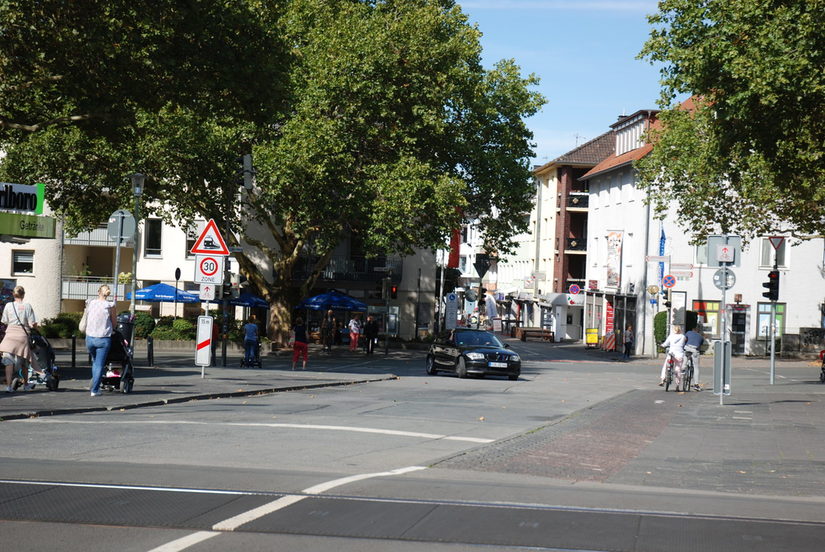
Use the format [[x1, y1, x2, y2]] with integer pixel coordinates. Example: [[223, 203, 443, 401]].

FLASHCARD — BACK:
[[267, 295, 293, 347]]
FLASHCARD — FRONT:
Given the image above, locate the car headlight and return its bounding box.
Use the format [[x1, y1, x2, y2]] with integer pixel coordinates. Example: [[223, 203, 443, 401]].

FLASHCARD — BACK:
[[510, 354, 520, 361], [465, 352, 485, 360]]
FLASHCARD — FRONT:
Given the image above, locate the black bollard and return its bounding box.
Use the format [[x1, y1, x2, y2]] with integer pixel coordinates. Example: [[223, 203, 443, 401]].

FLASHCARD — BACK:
[[71, 334, 77, 369], [147, 335, 154, 366]]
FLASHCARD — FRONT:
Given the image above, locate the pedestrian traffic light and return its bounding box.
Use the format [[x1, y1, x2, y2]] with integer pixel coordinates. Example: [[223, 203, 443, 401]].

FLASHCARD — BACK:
[[390, 285, 398, 299], [762, 270, 780, 301]]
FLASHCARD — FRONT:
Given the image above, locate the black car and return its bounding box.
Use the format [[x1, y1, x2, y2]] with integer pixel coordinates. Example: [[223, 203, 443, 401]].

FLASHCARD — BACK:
[[426, 329, 521, 380]]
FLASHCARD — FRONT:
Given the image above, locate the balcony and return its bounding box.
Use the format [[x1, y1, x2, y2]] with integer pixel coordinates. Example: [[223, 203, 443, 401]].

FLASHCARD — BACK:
[[564, 237, 587, 253], [65, 226, 132, 247], [62, 276, 133, 301], [293, 255, 403, 283], [566, 193, 589, 210]]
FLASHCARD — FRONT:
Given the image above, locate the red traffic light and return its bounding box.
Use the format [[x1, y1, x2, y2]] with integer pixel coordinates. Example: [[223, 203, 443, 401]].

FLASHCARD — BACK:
[[762, 270, 780, 301], [390, 285, 398, 299]]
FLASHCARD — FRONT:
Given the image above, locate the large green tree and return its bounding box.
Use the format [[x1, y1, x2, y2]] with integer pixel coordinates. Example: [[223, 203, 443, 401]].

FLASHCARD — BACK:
[[636, 0, 825, 238], [0, 0, 544, 342]]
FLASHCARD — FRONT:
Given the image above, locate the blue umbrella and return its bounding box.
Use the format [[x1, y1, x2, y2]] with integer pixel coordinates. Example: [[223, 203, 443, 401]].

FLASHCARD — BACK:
[[296, 290, 367, 312], [126, 283, 201, 303], [230, 292, 269, 308]]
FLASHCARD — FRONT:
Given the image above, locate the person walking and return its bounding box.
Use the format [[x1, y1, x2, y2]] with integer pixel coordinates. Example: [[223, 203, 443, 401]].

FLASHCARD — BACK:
[[364, 315, 379, 355], [242, 314, 259, 367], [622, 324, 634, 361], [348, 314, 362, 352], [684, 326, 705, 390], [659, 325, 686, 388], [291, 317, 309, 370], [1, 286, 39, 392], [320, 310, 336, 352], [85, 284, 116, 397]]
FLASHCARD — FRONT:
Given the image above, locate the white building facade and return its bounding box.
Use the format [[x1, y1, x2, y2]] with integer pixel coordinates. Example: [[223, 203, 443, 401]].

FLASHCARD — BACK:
[[583, 110, 825, 357]]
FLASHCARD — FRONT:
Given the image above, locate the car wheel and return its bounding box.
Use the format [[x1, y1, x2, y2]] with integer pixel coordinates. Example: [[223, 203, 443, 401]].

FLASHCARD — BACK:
[[508, 373, 518, 381], [426, 356, 438, 376], [456, 357, 468, 378]]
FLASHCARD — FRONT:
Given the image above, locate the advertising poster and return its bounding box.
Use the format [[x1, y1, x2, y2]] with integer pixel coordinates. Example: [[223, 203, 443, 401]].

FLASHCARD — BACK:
[[605, 231, 623, 288]]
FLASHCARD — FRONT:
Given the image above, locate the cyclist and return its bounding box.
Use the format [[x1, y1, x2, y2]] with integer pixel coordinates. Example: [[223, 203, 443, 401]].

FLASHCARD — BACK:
[[684, 326, 705, 390], [659, 325, 685, 388]]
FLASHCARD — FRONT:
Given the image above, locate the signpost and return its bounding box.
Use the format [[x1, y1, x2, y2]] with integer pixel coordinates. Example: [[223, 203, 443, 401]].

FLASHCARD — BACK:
[[190, 219, 230, 368], [710, 234, 740, 405], [767, 236, 785, 385], [195, 316, 214, 377], [107, 209, 136, 302], [445, 292, 458, 330]]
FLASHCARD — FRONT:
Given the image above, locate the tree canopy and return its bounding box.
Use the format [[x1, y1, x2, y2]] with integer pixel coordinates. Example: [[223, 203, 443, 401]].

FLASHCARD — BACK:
[[636, 0, 825, 239], [0, 0, 544, 339]]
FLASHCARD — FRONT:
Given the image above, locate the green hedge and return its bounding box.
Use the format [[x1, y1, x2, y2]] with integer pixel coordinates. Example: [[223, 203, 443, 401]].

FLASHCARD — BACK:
[[653, 310, 668, 349], [39, 312, 81, 338], [133, 311, 156, 338]]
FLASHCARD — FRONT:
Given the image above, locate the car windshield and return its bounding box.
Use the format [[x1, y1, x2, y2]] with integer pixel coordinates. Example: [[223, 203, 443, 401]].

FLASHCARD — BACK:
[[454, 331, 502, 348]]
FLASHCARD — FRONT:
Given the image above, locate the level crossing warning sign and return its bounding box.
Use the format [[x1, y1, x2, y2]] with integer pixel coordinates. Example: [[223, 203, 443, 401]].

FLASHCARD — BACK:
[[190, 219, 229, 256]]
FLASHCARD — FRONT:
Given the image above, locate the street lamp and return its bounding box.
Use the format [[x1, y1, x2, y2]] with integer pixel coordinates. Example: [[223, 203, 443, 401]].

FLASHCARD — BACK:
[[129, 173, 145, 321]]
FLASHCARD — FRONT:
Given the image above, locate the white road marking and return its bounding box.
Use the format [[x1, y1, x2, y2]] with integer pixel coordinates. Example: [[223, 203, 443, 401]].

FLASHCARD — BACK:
[[732, 417, 752, 420], [14, 419, 494, 443], [147, 531, 218, 552], [213, 466, 426, 531]]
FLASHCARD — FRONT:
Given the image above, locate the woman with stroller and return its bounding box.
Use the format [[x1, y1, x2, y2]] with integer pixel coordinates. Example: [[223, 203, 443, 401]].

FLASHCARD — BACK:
[[85, 284, 117, 397], [1, 286, 40, 392], [242, 314, 259, 367]]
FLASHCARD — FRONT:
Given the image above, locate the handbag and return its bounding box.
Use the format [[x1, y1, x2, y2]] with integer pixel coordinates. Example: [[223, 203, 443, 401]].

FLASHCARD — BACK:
[[78, 304, 88, 333], [12, 302, 36, 347]]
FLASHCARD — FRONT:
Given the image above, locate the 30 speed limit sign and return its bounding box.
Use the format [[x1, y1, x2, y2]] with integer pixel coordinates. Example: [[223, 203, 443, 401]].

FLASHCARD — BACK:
[[195, 255, 224, 284]]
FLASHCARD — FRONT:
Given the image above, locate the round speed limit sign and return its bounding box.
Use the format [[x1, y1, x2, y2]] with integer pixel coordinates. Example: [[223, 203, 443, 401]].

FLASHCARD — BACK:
[[195, 255, 224, 284]]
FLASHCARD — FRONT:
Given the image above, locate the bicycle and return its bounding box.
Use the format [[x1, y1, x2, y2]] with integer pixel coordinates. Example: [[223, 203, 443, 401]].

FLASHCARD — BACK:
[[682, 350, 695, 392], [663, 350, 677, 392]]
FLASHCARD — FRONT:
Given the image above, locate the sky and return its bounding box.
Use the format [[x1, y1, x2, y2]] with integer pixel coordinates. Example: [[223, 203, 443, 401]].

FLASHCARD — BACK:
[[459, 0, 664, 164]]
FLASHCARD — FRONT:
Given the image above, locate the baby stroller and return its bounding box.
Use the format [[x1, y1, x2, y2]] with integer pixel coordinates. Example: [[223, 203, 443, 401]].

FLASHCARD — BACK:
[[100, 314, 135, 393], [240, 337, 262, 369], [6, 331, 60, 392]]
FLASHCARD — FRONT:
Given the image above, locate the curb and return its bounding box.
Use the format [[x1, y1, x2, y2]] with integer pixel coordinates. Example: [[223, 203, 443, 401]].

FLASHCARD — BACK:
[[0, 375, 398, 422]]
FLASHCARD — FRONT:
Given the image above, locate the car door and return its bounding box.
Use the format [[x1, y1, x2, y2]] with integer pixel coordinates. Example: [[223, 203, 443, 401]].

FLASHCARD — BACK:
[[431, 331, 454, 367]]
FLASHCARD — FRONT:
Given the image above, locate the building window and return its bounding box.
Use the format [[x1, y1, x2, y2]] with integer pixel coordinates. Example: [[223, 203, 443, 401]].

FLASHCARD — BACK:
[[12, 250, 34, 274], [185, 220, 205, 258], [760, 238, 786, 268], [144, 218, 163, 257], [459, 255, 467, 274], [757, 302, 785, 337], [693, 300, 720, 338]]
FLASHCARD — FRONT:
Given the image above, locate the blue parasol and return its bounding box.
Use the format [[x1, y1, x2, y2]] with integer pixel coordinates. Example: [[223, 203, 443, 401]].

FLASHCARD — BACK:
[[125, 283, 201, 303], [295, 290, 367, 312]]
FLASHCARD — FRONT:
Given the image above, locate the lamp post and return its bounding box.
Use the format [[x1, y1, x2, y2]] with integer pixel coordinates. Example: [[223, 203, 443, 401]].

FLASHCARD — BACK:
[[129, 173, 145, 321]]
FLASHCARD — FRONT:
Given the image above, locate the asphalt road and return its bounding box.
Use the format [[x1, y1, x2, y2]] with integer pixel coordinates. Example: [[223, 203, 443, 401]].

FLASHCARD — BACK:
[[1, 340, 824, 551]]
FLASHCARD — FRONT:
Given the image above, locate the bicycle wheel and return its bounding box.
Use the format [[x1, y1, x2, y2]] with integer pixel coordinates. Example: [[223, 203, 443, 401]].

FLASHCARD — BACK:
[[683, 359, 693, 391], [664, 362, 672, 391]]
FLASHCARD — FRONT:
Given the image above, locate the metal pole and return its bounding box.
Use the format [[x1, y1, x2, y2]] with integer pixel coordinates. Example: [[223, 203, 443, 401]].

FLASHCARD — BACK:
[[384, 272, 391, 355], [720, 263, 728, 406], [770, 262, 777, 384], [112, 213, 124, 302], [129, 201, 140, 318]]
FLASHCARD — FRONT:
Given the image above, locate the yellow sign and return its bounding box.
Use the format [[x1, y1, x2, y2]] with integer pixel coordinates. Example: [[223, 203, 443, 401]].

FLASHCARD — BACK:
[[585, 328, 599, 345]]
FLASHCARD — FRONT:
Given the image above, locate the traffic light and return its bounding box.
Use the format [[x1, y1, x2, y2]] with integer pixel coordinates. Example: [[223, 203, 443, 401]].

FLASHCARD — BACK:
[[390, 285, 398, 299], [762, 270, 780, 301], [664, 289, 672, 309]]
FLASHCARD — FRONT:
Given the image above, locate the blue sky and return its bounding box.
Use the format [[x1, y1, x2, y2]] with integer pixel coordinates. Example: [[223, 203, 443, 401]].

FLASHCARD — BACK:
[[459, 0, 663, 163]]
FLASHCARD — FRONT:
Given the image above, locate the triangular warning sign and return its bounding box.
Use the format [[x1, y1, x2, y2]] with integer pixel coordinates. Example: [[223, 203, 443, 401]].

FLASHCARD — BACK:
[[190, 219, 229, 255], [768, 236, 785, 250]]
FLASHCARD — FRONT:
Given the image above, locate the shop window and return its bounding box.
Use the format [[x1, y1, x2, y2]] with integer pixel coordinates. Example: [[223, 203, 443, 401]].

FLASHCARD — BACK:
[[12, 250, 34, 274], [757, 302, 785, 337], [692, 300, 720, 337]]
